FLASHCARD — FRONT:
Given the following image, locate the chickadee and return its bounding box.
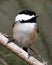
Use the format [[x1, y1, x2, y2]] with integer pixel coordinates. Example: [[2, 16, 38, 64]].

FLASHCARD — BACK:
[[12, 10, 39, 55]]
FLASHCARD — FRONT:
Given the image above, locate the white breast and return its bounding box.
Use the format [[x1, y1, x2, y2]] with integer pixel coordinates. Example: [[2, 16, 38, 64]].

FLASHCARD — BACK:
[[17, 23, 36, 33], [13, 23, 37, 47]]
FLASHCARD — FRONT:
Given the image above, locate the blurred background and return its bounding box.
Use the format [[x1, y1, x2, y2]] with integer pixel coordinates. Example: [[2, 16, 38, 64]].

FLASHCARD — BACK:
[[0, 0, 52, 65]]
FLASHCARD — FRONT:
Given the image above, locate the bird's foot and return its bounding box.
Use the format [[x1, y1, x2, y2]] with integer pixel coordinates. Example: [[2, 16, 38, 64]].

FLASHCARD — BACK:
[[7, 38, 14, 43]]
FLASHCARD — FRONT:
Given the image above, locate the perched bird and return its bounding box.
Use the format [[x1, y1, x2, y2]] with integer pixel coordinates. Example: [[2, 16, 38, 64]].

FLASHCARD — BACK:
[[12, 10, 39, 56]]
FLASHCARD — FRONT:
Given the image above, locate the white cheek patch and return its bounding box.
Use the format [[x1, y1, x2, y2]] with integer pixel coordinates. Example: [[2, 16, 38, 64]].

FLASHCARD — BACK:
[[15, 14, 35, 22]]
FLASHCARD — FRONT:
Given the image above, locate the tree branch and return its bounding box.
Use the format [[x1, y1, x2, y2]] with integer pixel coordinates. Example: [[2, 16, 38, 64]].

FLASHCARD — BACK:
[[0, 33, 47, 65]]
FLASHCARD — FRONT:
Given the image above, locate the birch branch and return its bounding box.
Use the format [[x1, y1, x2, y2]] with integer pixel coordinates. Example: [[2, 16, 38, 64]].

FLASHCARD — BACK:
[[0, 33, 47, 65]]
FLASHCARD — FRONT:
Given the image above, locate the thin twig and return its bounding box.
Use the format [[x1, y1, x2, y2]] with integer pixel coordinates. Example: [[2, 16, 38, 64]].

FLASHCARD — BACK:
[[0, 57, 9, 65]]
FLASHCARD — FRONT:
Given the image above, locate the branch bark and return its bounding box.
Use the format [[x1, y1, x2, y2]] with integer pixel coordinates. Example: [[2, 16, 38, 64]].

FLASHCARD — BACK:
[[0, 33, 46, 65]]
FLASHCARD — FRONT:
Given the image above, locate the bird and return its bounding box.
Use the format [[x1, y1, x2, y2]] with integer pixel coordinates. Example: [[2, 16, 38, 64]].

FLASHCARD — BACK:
[[7, 10, 39, 56], [12, 10, 39, 56]]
